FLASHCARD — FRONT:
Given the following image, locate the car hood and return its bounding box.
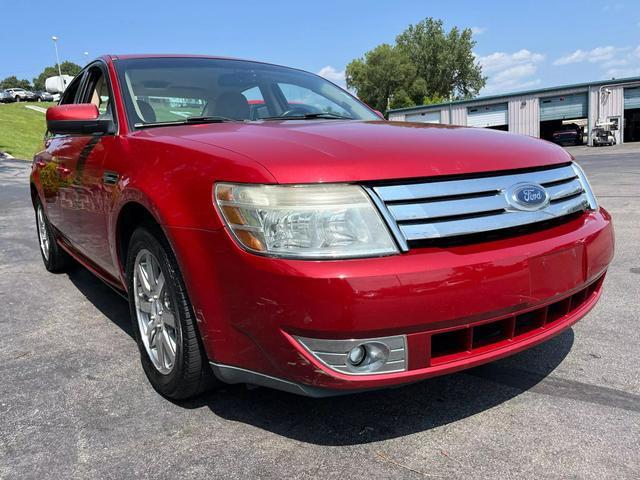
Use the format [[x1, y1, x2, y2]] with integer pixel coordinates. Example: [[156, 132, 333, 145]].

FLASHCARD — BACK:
[[137, 120, 572, 184]]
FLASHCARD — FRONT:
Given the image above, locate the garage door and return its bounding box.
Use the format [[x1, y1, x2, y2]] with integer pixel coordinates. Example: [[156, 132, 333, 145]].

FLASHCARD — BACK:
[[467, 103, 508, 127], [406, 110, 441, 123], [539, 93, 588, 121], [624, 87, 640, 109]]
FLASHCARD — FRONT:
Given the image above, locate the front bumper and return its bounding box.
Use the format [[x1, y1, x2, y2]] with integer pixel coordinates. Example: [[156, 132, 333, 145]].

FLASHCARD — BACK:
[[167, 208, 614, 395]]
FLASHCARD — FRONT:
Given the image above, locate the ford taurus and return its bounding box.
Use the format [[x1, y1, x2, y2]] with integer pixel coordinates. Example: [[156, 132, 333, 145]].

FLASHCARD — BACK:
[[30, 55, 614, 398]]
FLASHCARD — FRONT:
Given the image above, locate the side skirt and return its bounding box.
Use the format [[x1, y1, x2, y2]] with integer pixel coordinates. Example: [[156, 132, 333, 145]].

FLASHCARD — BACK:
[[55, 234, 127, 300]]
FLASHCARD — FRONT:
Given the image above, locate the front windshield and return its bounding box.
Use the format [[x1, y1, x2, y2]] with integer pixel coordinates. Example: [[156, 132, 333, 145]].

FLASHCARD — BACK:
[[114, 57, 378, 126]]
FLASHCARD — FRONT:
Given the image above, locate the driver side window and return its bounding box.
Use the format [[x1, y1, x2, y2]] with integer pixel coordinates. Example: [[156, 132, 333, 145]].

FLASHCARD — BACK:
[[82, 66, 113, 119]]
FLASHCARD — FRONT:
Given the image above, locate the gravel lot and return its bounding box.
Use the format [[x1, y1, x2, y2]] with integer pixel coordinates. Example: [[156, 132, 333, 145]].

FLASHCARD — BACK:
[[1, 148, 638, 479]]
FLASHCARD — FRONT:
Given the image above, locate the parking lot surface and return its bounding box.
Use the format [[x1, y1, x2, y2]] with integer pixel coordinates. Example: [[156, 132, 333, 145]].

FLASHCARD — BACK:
[[1, 150, 638, 479]]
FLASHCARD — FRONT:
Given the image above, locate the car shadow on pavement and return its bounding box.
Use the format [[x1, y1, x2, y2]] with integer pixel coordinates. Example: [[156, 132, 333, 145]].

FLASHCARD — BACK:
[[66, 265, 133, 338], [186, 331, 574, 446], [63, 261, 574, 446]]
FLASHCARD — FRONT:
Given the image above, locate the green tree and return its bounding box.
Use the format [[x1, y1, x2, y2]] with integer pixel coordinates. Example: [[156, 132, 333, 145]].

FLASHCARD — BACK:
[[32, 61, 82, 90], [346, 44, 416, 113], [0, 76, 32, 89], [396, 18, 485, 103], [346, 17, 486, 113]]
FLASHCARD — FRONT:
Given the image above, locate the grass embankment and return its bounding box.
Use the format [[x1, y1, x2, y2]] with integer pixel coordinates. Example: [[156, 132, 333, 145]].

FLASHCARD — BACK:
[[0, 102, 55, 160]]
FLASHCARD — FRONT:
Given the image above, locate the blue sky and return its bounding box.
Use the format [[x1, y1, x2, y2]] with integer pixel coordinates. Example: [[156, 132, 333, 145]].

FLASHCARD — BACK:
[[2, 0, 638, 96]]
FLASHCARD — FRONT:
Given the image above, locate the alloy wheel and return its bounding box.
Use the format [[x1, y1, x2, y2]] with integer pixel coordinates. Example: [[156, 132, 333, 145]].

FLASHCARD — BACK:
[[133, 249, 178, 374], [36, 205, 50, 261]]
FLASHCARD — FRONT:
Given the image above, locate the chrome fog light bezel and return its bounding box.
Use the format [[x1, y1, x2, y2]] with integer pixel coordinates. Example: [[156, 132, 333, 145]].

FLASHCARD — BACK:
[[295, 335, 407, 376]]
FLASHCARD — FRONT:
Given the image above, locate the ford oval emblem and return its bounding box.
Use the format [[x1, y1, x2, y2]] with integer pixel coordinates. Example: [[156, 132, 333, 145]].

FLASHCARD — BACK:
[[507, 183, 549, 211]]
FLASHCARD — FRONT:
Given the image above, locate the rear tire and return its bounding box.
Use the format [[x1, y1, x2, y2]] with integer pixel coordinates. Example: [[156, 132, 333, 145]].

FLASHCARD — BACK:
[[126, 226, 217, 399], [35, 198, 71, 272]]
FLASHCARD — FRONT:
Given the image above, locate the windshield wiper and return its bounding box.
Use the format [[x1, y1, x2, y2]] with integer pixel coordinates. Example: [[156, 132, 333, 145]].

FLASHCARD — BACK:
[[134, 115, 238, 129], [185, 115, 238, 123], [263, 112, 354, 121]]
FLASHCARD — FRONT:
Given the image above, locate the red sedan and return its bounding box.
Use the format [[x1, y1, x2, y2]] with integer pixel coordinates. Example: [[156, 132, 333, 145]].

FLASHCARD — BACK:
[[31, 55, 614, 398]]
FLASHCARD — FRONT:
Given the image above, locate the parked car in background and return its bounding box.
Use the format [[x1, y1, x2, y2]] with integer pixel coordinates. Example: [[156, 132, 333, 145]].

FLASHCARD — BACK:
[[5, 88, 37, 102], [0, 90, 16, 103], [551, 123, 583, 146], [31, 54, 613, 399], [33, 91, 55, 102], [592, 128, 616, 147]]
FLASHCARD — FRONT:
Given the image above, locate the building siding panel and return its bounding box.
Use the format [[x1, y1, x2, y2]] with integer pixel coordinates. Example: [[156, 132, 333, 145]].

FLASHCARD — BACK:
[[508, 95, 539, 137], [589, 85, 624, 144], [450, 106, 467, 126]]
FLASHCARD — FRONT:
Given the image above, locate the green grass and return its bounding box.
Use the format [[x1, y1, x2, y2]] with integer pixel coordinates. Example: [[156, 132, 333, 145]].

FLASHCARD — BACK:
[[0, 102, 56, 160]]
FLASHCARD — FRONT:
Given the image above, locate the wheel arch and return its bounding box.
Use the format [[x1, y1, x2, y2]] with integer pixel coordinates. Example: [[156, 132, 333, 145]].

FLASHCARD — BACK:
[[30, 182, 39, 207], [115, 201, 166, 280]]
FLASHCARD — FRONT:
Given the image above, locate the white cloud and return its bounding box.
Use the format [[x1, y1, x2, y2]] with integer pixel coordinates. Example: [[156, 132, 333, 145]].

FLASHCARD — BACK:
[[471, 26, 487, 35], [553, 44, 640, 78], [317, 65, 346, 86], [477, 49, 545, 73], [477, 49, 545, 94], [553, 46, 622, 65], [496, 64, 536, 81]]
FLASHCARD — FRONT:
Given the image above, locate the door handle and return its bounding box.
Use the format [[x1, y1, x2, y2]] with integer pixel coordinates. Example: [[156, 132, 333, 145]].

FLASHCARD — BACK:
[[103, 171, 119, 185]]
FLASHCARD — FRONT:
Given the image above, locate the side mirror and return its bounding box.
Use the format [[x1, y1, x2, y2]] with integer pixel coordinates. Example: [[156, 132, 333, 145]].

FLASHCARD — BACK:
[[373, 110, 385, 119], [46, 104, 115, 135]]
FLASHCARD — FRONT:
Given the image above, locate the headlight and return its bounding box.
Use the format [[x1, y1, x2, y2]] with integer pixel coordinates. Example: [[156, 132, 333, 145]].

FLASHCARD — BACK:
[[571, 162, 598, 210], [214, 183, 398, 259]]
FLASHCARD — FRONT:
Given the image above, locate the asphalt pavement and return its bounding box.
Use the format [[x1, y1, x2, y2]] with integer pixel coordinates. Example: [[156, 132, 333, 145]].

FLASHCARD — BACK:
[[0, 148, 638, 479]]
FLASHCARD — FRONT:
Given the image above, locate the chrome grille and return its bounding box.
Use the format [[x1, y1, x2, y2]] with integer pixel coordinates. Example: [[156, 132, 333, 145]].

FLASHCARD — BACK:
[[371, 164, 591, 244]]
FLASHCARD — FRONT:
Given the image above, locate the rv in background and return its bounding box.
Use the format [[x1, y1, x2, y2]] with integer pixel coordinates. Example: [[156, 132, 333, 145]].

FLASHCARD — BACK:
[[45, 75, 74, 101]]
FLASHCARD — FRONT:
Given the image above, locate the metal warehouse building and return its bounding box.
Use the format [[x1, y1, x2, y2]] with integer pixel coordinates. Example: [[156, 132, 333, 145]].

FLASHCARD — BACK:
[[387, 76, 640, 146]]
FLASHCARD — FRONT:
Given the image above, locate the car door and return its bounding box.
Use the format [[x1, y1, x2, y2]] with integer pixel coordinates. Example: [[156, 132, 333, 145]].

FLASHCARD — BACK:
[[36, 73, 85, 229], [44, 63, 118, 273], [64, 63, 119, 273]]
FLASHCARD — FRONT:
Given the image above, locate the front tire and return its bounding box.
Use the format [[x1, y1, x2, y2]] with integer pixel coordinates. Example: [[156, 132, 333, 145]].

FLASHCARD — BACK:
[[35, 198, 70, 272], [126, 226, 216, 399]]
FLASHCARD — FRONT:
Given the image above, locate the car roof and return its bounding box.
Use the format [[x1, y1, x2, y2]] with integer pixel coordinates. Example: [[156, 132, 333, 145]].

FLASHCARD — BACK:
[[104, 54, 296, 71]]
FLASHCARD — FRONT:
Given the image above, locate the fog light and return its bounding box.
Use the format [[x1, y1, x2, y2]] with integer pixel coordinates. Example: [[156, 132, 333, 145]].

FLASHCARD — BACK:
[[344, 342, 390, 373], [347, 345, 366, 366], [294, 334, 406, 375]]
